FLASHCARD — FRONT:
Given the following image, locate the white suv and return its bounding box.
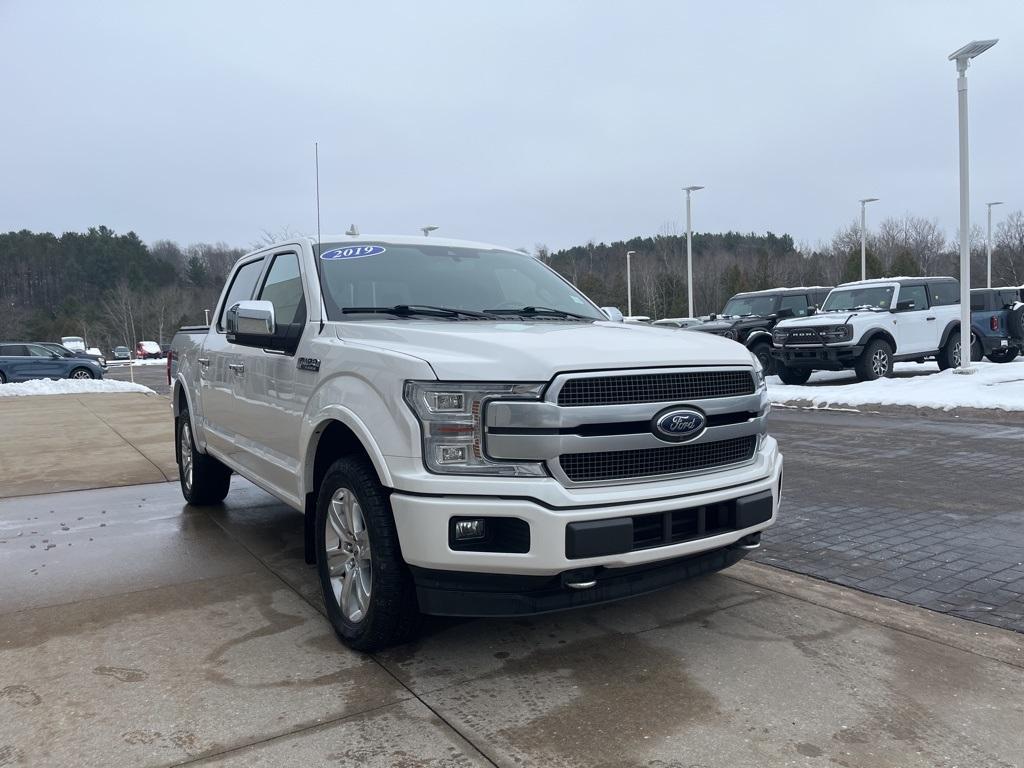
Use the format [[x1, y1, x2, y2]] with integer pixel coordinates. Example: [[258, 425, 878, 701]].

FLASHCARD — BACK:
[[770, 277, 962, 384]]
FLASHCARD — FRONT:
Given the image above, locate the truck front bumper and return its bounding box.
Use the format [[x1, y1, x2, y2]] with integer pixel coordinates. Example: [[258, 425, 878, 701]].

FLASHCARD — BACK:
[[390, 441, 782, 615], [771, 344, 863, 369]]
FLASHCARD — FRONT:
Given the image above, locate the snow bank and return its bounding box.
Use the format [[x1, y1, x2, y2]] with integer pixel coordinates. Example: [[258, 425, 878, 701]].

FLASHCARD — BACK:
[[0, 379, 154, 397], [768, 361, 1024, 411]]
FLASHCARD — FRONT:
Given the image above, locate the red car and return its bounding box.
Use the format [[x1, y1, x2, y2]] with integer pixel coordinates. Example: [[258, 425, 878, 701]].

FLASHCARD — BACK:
[[136, 341, 162, 359]]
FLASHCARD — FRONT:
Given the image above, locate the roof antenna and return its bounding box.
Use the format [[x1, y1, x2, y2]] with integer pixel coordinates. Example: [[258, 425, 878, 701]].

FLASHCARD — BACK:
[[346, 224, 359, 236], [314, 142, 325, 332]]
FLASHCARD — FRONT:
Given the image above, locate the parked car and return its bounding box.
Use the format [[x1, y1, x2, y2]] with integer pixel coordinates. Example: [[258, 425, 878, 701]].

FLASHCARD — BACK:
[[39, 342, 107, 369], [111, 345, 132, 360], [692, 287, 833, 374], [0, 342, 105, 384], [60, 336, 87, 352], [970, 287, 1024, 363], [170, 234, 781, 651], [653, 317, 703, 329], [771, 277, 963, 384], [136, 340, 162, 359]]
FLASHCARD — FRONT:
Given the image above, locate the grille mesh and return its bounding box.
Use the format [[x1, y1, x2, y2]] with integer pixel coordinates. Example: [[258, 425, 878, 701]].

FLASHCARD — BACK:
[[557, 370, 755, 407], [559, 435, 757, 483]]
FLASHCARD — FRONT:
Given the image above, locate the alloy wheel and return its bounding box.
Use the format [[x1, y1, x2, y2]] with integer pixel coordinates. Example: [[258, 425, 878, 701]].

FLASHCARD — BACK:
[[71, 369, 92, 379], [871, 349, 889, 377], [325, 487, 373, 623], [180, 421, 193, 493]]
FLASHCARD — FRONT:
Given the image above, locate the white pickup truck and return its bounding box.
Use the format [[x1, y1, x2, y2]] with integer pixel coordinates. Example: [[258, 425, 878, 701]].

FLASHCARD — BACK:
[[170, 235, 782, 650]]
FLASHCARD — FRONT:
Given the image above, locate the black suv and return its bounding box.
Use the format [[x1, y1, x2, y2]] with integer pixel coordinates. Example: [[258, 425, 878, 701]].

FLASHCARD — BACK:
[[693, 287, 833, 373]]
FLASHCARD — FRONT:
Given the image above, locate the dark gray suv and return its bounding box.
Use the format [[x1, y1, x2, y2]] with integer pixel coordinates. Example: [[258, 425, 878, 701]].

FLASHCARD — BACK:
[[0, 343, 105, 384]]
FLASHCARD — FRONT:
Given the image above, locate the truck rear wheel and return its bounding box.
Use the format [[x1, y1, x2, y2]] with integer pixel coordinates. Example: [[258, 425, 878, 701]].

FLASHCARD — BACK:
[[987, 348, 1019, 363], [776, 362, 811, 385], [855, 339, 893, 381], [315, 456, 420, 651], [176, 406, 231, 505]]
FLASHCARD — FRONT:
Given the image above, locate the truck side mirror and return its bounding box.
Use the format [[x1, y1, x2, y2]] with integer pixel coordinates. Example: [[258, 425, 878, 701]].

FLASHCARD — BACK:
[[807, 305, 817, 316], [600, 306, 624, 322], [226, 300, 276, 342]]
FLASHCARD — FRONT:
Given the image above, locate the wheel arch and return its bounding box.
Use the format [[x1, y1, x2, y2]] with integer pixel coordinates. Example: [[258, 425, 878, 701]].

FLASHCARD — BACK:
[[302, 412, 393, 502], [745, 330, 772, 348], [857, 328, 897, 352], [939, 321, 960, 349]]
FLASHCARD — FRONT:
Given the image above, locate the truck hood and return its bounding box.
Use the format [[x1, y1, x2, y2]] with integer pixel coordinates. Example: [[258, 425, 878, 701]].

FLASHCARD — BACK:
[[776, 311, 886, 328], [334, 320, 754, 380]]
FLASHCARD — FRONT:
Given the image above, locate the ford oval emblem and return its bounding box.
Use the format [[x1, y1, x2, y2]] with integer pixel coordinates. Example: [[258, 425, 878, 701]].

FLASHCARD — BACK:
[[652, 407, 706, 442]]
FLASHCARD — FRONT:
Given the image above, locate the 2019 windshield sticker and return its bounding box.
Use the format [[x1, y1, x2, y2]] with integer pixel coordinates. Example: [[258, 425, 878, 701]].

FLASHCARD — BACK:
[[320, 245, 386, 260]]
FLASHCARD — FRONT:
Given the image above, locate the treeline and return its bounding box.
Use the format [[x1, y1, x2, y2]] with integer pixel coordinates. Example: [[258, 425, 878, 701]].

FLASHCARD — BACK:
[[0, 226, 244, 351], [4, 213, 1024, 348], [544, 211, 1024, 317]]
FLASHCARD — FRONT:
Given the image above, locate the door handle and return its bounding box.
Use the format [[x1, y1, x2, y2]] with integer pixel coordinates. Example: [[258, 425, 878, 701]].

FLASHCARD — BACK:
[[198, 358, 210, 366], [228, 363, 245, 374], [926, 317, 936, 321]]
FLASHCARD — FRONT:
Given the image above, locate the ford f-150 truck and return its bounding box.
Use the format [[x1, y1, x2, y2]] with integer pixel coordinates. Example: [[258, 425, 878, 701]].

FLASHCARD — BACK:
[[170, 235, 782, 650]]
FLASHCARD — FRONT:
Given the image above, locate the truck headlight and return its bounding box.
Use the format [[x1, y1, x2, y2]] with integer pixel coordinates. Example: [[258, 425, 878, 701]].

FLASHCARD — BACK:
[[749, 354, 766, 388], [772, 329, 788, 344], [404, 381, 547, 477], [820, 324, 853, 342]]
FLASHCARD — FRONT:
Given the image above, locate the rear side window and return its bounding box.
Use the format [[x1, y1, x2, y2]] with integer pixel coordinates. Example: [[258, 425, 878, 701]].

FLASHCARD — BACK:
[[929, 281, 960, 306], [257, 252, 307, 326], [970, 293, 987, 311], [998, 290, 1019, 308], [780, 294, 810, 317], [0, 344, 29, 356], [27, 345, 52, 357], [217, 258, 265, 331], [898, 285, 928, 310]]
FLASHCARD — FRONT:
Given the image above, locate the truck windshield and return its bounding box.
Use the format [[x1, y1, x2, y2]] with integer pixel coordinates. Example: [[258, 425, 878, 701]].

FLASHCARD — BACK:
[[821, 286, 894, 312], [721, 295, 779, 317], [317, 243, 606, 321]]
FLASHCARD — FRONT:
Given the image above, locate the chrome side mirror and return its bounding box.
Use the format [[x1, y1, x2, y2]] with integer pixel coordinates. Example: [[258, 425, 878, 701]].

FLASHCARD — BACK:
[[226, 300, 276, 337], [601, 306, 624, 322]]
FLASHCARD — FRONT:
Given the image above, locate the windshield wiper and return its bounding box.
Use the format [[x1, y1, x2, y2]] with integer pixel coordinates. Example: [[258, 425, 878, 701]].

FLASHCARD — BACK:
[[340, 305, 492, 319], [482, 306, 589, 320]]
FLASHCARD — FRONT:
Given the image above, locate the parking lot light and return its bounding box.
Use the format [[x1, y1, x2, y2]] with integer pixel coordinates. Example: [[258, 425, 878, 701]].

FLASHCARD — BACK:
[[949, 39, 998, 374], [859, 198, 879, 281], [986, 201, 1004, 288], [683, 186, 703, 317], [625, 250, 636, 316]]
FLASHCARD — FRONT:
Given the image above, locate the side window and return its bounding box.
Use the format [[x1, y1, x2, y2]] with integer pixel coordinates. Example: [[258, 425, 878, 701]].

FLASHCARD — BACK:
[[217, 258, 265, 332], [929, 281, 960, 306], [2, 345, 29, 356], [899, 285, 929, 311], [969, 293, 986, 311], [780, 294, 809, 317], [999, 290, 1018, 308], [257, 252, 307, 326], [27, 345, 52, 357]]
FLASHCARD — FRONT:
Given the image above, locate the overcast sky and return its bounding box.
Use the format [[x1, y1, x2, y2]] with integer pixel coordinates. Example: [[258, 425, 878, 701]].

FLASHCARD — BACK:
[[2, 1, 1022, 252]]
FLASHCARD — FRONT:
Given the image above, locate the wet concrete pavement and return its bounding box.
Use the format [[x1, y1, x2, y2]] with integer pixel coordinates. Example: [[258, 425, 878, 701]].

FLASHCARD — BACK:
[[1, 480, 1021, 767]]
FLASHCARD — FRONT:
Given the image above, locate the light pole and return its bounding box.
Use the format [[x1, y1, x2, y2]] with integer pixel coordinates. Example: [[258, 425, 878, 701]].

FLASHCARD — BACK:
[[859, 198, 879, 280], [420, 225, 438, 237], [949, 39, 998, 373], [683, 186, 703, 317], [986, 201, 1004, 288], [625, 250, 636, 316]]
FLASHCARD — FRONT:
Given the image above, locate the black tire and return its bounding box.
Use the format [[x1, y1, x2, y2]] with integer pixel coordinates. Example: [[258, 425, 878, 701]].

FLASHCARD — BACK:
[[749, 340, 775, 376], [176, 405, 231, 505], [0, 370, 6, 384], [776, 362, 812, 385], [68, 367, 94, 380], [938, 331, 980, 370], [986, 348, 1019, 364], [315, 456, 420, 651], [854, 338, 893, 381]]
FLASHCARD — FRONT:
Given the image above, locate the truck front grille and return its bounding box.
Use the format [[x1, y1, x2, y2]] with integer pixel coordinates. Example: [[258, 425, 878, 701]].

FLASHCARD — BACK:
[[558, 435, 757, 483], [556, 370, 754, 407]]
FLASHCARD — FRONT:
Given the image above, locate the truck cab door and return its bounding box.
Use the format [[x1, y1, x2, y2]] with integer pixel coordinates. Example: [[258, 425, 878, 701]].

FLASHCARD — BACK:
[[227, 249, 312, 502], [890, 285, 932, 355], [198, 256, 266, 459]]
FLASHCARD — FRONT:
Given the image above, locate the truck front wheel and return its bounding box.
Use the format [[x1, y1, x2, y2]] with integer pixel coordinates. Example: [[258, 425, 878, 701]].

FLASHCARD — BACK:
[[315, 457, 420, 651], [776, 362, 811, 385], [854, 339, 893, 381], [176, 406, 231, 505]]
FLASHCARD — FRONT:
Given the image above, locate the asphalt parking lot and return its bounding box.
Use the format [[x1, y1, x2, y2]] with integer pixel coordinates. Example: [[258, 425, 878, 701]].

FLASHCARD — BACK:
[[0, 394, 1022, 767]]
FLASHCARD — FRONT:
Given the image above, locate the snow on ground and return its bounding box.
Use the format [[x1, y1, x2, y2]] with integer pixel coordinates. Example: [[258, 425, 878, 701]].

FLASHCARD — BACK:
[[768, 360, 1024, 411], [0, 379, 154, 397]]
